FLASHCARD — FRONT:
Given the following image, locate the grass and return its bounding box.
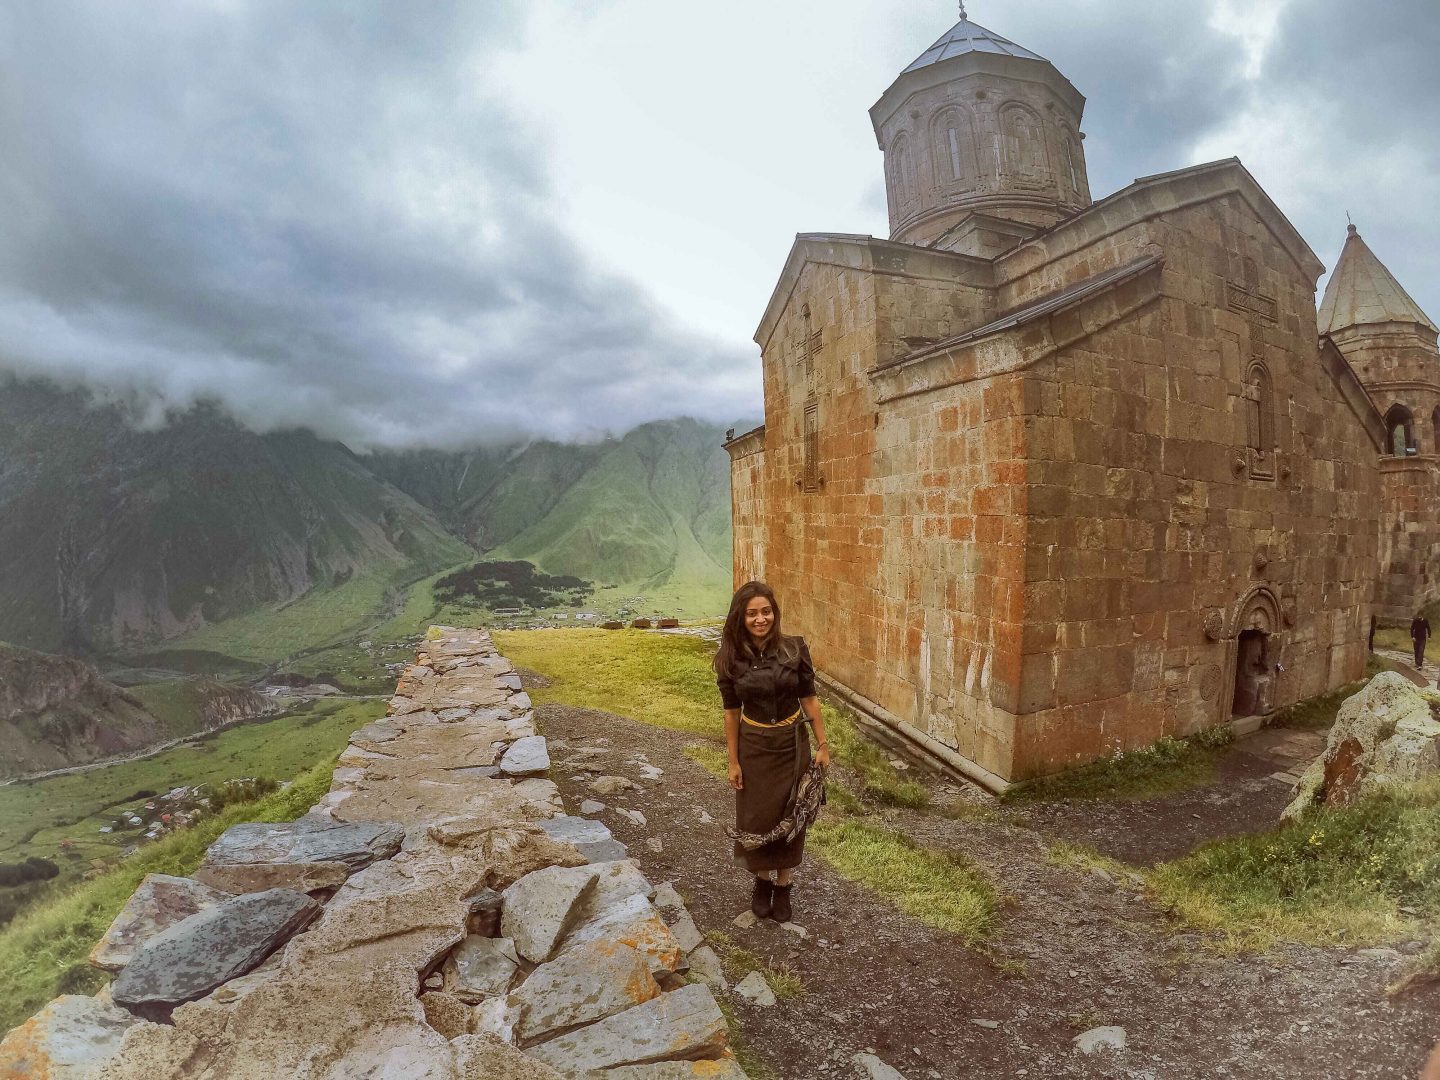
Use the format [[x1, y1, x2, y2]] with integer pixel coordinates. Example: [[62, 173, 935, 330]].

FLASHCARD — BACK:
[[1004, 727, 1234, 803], [494, 629, 723, 740], [0, 699, 382, 886], [808, 818, 1000, 944], [703, 931, 806, 1000], [685, 743, 729, 779], [1045, 840, 1137, 882], [1149, 777, 1440, 950], [0, 759, 337, 1032]]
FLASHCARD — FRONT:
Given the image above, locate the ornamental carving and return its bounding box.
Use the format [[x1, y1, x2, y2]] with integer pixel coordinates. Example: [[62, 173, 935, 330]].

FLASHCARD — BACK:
[[1202, 610, 1225, 641]]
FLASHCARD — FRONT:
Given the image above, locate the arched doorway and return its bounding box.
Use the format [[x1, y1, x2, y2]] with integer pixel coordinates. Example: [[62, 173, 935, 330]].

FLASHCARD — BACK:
[[1232, 629, 1272, 716], [1229, 588, 1282, 719]]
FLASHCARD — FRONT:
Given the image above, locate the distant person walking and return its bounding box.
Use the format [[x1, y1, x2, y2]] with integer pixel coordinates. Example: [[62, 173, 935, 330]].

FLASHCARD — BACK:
[[715, 581, 830, 924], [1369, 614, 1377, 653], [1411, 611, 1431, 669]]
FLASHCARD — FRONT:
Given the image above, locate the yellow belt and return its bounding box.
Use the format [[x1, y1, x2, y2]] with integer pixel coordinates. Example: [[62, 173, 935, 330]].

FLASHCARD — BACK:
[[742, 708, 801, 728]]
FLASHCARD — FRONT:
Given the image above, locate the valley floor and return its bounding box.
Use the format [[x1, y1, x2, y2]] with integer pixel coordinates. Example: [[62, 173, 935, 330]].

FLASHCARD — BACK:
[[517, 667, 1439, 1079]]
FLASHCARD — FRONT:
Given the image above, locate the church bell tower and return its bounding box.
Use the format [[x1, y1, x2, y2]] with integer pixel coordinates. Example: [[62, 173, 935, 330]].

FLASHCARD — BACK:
[[870, 8, 1091, 254]]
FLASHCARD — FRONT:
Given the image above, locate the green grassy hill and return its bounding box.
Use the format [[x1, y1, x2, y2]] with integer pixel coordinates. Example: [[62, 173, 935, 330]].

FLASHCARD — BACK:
[[371, 417, 741, 612]]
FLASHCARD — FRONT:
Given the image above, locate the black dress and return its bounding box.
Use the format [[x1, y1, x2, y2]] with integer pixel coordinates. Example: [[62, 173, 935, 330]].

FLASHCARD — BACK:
[[717, 638, 816, 872]]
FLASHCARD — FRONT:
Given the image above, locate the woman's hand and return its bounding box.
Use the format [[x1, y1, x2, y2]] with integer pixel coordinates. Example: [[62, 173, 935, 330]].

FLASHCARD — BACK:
[[728, 760, 744, 790], [815, 743, 831, 770]]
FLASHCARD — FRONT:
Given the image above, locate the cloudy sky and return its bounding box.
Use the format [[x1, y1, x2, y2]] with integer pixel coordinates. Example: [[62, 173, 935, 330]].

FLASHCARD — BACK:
[[0, 0, 1436, 448]]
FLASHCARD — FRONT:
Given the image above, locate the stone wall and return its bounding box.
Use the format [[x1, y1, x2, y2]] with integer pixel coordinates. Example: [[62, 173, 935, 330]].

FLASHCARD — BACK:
[[1378, 458, 1440, 624], [0, 627, 742, 1079]]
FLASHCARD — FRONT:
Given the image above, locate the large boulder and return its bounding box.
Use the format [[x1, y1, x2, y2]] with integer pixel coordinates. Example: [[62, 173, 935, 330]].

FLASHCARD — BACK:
[[110, 888, 321, 1018], [1283, 671, 1440, 821], [0, 995, 139, 1077]]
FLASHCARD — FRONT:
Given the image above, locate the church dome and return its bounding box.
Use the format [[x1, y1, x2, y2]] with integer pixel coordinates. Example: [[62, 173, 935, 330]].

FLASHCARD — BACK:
[[870, 11, 1091, 250]]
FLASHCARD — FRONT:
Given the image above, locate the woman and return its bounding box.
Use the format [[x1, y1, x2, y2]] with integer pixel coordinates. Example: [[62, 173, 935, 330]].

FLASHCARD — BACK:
[[715, 581, 831, 923]]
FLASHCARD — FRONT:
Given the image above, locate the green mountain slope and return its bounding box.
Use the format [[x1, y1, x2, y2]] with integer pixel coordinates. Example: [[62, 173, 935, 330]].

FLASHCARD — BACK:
[[0, 379, 472, 654], [498, 418, 733, 589], [370, 418, 740, 598]]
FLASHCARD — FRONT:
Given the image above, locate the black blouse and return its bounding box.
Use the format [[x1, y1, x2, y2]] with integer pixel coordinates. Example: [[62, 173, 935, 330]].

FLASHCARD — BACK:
[[717, 638, 817, 724]]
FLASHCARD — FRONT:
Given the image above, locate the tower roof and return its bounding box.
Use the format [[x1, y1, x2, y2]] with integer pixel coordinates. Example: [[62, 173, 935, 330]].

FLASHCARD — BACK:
[[901, 16, 1048, 74], [1319, 224, 1437, 335]]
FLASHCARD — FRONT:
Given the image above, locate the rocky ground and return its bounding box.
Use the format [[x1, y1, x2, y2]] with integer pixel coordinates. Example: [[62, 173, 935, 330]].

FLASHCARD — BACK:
[[536, 694, 1440, 1080]]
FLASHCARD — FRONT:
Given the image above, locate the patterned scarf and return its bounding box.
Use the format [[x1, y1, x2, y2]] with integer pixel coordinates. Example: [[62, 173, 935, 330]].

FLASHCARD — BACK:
[[727, 760, 828, 851]]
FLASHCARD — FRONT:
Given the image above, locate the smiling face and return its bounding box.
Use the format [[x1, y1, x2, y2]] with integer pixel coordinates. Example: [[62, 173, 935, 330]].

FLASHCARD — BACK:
[[743, 595, 774, 644]]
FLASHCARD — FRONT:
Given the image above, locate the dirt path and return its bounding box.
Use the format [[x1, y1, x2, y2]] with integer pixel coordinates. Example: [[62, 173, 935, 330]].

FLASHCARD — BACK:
[[535, 699, 1439, 1080]]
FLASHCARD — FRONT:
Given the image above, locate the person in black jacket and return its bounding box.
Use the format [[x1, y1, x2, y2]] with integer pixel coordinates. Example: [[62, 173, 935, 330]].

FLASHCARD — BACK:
[[715, 581, 831, 923], [1411, 612, 1431, 669]]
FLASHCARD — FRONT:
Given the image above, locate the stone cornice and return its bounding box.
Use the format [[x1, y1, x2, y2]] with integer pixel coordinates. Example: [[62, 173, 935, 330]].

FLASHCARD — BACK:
[[754, 233, 993, 352], [869, 254, 1162, 404], [998, 158, 1325, 286], [722, 424, 766, 461]]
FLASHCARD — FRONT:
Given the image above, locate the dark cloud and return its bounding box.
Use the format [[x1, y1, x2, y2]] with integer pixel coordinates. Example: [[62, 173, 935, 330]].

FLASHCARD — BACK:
[[0, 1, 756, 448]]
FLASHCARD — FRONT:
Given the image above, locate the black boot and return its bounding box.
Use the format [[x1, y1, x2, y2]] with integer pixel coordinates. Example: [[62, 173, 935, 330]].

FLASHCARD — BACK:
[[771, 883, 793, 923], [750, 876, 772, 919]]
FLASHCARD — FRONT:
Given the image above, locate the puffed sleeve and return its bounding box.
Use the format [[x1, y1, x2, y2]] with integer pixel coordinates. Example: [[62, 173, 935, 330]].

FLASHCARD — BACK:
[[717, 669, 741, 710], [796, 639, 816, 698]]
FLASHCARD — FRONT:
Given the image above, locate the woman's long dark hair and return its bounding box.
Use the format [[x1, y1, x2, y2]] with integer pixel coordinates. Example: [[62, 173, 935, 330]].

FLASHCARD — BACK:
[[713, 580, 799, 678]]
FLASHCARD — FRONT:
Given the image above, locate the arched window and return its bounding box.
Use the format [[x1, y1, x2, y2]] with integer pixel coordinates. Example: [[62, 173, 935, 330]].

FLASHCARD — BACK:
[[1244, 361, 1275, 479], [999, 103, 1048, 183], [1431, 406, 1439, 455], [1065, 138, 1082, 195], [930, 107, 975, 187], [1245, 362, 1273, 454], [1385, 403, 1416, 456], [888, 133, 916, 214]]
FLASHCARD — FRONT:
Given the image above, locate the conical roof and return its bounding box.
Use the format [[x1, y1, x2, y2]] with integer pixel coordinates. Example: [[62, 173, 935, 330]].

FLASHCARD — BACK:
[[901, 16, 1048, 74], [1319, 224, 1437, 335]]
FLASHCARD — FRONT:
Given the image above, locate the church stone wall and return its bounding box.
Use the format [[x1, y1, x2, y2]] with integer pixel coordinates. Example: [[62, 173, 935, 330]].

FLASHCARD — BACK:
[[1377, 458, 1440, 624], [732, 189, 1382, 783], [1009, 196, 1379, 775]]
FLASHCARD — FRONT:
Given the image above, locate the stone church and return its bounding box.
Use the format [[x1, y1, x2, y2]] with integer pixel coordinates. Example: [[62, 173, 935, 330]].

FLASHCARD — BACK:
[[724, 13, 1429, 786]]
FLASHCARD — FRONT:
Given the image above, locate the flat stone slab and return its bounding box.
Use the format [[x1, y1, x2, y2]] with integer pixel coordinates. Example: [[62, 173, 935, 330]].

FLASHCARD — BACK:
[[539, 815, 628, 863], [499, 735, 550, 778], [527, 984, 727, 1074], [0, 995, 140, 1077], [443, 935, 521, 1002], [90, 873, 233, 972], [194, 817, 403, 894], [502, 864, 599, 963], [112, 888, 321, 1017], [513, 938, 659, 1043]]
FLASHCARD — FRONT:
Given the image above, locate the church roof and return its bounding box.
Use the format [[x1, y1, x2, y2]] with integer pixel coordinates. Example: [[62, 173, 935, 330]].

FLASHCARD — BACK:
[[901, 16, 1048, 74], [1318, 224, 1437, 335]]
